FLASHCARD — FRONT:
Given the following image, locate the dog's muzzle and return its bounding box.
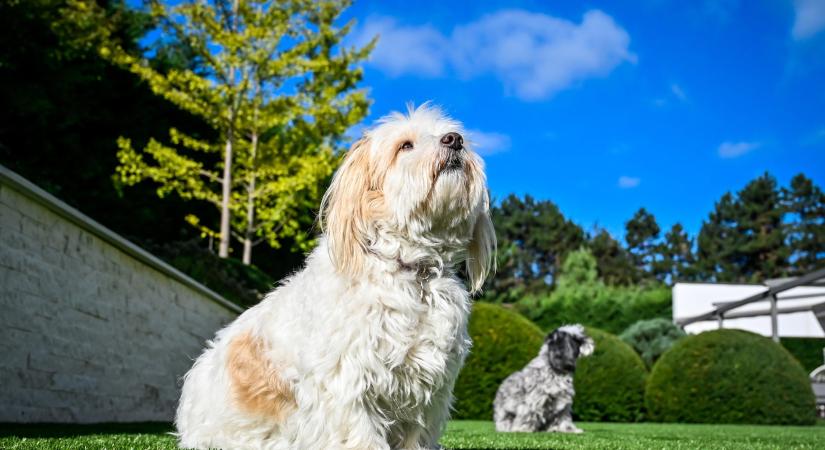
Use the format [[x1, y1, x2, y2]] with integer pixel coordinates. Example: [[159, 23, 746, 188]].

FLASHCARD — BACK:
[[440, 132, 464, 170]]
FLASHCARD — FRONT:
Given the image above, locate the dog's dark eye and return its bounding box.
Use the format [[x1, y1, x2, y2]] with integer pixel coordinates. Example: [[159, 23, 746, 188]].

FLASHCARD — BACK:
[[400, 141, 414, 150]]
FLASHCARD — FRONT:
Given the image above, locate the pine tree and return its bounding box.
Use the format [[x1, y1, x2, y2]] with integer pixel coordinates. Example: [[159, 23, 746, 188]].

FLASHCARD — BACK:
[[736, 173, 788, 280], [696, 192, 737, 281], [624, 207, 661, 278], [587, 228, 641, 285], [485, 194, 585, 300], [697, 173, 787, 282], [783, 173, 825, 275], [100, 0, 372, 263], [654, 223, 695, 284]]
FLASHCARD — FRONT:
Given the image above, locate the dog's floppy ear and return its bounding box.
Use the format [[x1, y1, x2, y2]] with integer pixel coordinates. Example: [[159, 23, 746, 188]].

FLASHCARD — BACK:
[[320, 137, 374, 278], [580, 336, 595, 357], [466, 193, 496, 293]]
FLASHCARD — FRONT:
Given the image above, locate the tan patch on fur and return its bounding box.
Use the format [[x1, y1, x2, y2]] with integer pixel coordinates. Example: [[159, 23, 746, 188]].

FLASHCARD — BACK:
[[226, 331, 295, 421]]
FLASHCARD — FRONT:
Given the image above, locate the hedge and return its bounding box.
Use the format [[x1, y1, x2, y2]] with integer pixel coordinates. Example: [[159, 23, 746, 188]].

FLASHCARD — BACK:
[[781, 337, 825, 373], [516, 286, 671, 335], [646, 329, 816, 425], [619, 318, 686, 368], [573, 328, 647, 422], [452, 303, 544, 420]]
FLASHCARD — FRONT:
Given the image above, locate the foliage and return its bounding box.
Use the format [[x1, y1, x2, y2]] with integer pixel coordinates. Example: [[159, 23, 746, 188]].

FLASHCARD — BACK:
[[484, 194, 585, 301], [646, 329, 816, 425], [91, 0, 373, 263], [145, 240, 274, 308], [452, 303, 544, 420], [624, 208, 661, 275], [619, 318, 686, 368], [781, 337, 825, 373], [696, 173, 789, 282], [585, 228, 641, 286], [654, 223, 696, 283], [573, 328, 647, 422], [0, 1, 214, 243], [516, 249, 672, 334], [783, 174, 825, 276]]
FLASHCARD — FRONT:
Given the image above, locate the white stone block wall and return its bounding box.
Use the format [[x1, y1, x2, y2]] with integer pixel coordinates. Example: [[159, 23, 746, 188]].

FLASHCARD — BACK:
[[0, 165, 242, 423]]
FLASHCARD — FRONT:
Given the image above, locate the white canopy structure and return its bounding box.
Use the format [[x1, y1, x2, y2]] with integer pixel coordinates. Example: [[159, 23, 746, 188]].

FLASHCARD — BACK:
[[673, 268, 825, 341]]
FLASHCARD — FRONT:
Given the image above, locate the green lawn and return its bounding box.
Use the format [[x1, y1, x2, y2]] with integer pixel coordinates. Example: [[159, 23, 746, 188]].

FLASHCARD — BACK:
[[1, 420, 824, 449]]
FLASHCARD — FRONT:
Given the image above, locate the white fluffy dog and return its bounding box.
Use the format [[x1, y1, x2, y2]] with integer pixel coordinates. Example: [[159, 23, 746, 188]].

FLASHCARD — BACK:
[[175, 105, 495, 450], [493, 325, 594, 434]]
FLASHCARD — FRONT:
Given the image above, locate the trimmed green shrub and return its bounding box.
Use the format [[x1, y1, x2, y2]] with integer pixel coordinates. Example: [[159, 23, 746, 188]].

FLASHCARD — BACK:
[[145, 239, 274, 308], [781, 338, 825, 372], [573, 328, 647, 422], [646, 329, 816, 425], [620, 318, 686, 368], [452, 303, 544, 420]]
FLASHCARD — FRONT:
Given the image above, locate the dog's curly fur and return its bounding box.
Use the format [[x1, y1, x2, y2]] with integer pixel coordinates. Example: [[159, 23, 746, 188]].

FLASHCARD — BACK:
[[493, 325, 594, 434], [174, 105, 495, 450]]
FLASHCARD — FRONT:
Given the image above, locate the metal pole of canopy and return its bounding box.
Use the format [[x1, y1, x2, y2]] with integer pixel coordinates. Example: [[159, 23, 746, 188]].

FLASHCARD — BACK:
[[770, 294, 779, 343]]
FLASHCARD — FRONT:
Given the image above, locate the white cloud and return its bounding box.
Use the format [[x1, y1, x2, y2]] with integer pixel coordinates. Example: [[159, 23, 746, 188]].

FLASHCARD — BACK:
[[467, 129, 511, 156], [618, 176, 641, 188], [670, 83, 687, 101], [358, 10, 635, 100], [356, 17, 448, 77], [717, 141, 760, 158], [792, 0, 825, 40]]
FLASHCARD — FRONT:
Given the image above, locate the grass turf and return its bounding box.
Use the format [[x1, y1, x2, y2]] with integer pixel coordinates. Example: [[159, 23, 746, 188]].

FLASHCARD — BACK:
[[1, 420, 824, 449]]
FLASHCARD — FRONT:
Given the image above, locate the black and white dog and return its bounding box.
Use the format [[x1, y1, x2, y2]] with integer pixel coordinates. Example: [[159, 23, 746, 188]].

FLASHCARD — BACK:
[[493, 325, 594, 433]]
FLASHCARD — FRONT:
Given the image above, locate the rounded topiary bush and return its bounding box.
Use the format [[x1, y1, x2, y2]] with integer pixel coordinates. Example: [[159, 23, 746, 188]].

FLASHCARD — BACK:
[[452, 302, 544, 420], [620, 318, 686, 368], [573, 327, 647, 422], [646, 329, 816, 425]]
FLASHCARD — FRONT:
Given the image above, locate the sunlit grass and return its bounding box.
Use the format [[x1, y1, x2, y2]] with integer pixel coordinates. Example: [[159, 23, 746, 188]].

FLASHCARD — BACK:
[[1, 420, 824, 449]]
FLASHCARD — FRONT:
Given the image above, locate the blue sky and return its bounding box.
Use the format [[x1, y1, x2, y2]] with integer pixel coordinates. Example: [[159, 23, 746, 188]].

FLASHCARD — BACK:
[[341, 0, 825, 238]]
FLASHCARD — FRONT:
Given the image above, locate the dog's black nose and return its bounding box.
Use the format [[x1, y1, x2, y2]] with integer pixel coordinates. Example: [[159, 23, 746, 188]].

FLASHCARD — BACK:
[[440, 132, 463, 150]]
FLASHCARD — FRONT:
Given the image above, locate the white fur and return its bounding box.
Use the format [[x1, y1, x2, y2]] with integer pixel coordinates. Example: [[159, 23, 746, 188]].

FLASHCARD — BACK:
[[175, 105, 495, 450]]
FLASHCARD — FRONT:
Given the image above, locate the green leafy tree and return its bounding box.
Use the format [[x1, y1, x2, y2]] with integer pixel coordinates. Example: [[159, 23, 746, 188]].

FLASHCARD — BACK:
[[485, 194, 585, 300], [587, 228, 641, 285], [104, 0, 372, 263], [624, 207, 661, 277], [654, 223, 696, 284], [782, 174, 825, 275]]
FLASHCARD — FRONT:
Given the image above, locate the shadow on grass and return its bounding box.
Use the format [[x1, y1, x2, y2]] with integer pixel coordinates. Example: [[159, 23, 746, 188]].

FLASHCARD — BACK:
[[0, 422, 173, 438]]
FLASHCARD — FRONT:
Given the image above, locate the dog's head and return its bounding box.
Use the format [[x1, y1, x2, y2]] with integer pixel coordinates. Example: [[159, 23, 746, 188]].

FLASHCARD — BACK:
[[320, 104, 495, 292], [543, 324, 595, 373]]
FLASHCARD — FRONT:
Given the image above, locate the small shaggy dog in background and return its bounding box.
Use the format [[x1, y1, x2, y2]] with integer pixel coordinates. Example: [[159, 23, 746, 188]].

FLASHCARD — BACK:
[[175, 104, 495, 450], [493, 325, 594, 434]]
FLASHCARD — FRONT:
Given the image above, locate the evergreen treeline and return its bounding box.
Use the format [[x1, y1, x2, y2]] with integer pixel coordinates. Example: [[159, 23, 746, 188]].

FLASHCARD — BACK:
[[486, 172, 824, 301]]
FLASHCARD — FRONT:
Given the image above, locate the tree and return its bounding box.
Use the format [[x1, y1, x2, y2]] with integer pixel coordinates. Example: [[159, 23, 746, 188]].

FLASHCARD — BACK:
[[624, 207, 661, 277], [735, 173, 788, 280], [106, 0, 372, 263], [696, 173, 787, 282], [783, 173, 825, 275], [0, 0, 215, 245], [485, 194, 585, 300], [587, 228, 641, 285], [654, 223, 695, 284]]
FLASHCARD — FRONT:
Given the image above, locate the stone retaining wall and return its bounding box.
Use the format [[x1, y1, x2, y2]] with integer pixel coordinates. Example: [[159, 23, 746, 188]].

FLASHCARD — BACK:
[[0, 165, 241, 423]]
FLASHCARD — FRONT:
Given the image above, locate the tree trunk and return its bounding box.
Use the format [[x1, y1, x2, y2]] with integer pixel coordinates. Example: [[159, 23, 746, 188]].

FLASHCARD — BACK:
[[218, 0, 240, 259], [219, 132, 233, 258], [242, 132, 258, 265]]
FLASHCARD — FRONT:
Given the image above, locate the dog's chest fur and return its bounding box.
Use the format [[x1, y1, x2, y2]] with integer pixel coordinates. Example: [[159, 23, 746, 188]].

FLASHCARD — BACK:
[[363, 272, 470, 421]]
